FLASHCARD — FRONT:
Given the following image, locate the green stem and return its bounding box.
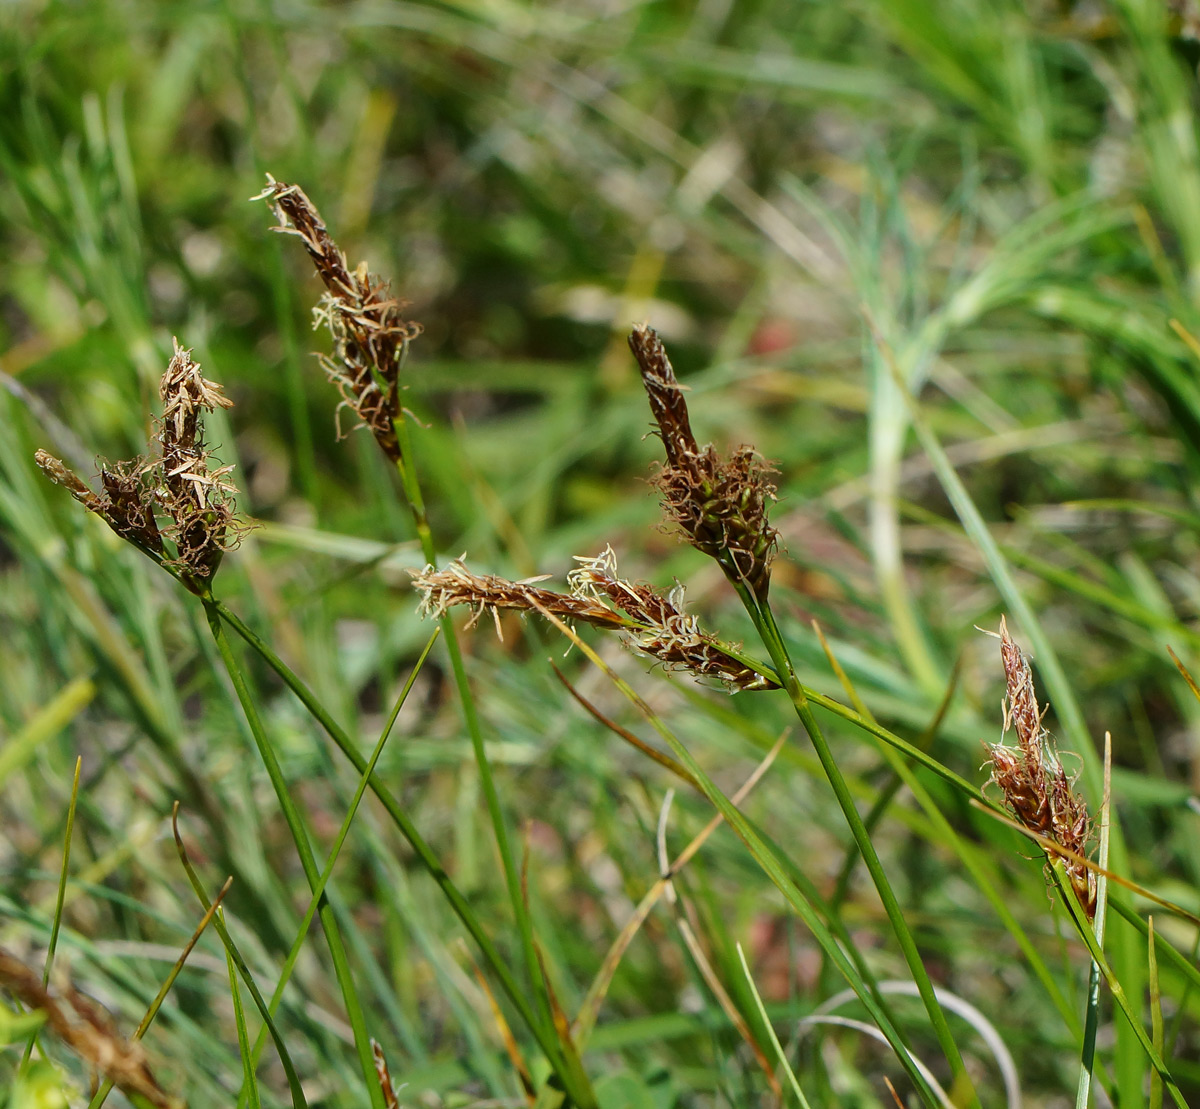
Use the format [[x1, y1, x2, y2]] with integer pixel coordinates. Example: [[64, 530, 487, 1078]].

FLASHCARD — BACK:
[[203, 597, 385, 1109], [738, 583, 975, 1102], [235, 630, 439, 1106], [392, 417, 559, 1054], [212, 599, 591, 1103]]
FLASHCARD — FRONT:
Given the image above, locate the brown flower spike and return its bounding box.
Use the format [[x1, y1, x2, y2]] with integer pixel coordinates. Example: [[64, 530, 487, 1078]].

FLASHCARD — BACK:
[[984, 617, 1096, 919], [411, 547, 776, 691], [253, 174, 421, 461], [628, 325, 779, 602], [36, 340, 243, 593]]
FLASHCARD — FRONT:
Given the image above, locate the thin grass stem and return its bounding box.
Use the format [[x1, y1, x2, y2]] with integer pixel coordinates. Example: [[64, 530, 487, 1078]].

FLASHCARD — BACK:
[[211, 598, 586, 1098], [234, 630, 438, 1105], [739, 587, 975, 1100], [202, 597, 385, 1109]]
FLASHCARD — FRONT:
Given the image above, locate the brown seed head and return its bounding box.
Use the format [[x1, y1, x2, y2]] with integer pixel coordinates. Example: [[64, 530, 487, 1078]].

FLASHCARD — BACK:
[[628, 325, 779, 601], [983, 619, 1096, 918], [155, 340, 244, 585], [36, 340, 244, 590], [100, 460, 165, 554], [254, 174, 421, 462], [411, 548, 777, 691], [410, 559, 628, 636], [569, 546, 778, 689], [628, 324, 698, 466]]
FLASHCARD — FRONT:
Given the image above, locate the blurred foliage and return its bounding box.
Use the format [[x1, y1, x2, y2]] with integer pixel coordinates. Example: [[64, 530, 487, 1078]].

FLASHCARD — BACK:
[[3, 0, 1200, 1105]]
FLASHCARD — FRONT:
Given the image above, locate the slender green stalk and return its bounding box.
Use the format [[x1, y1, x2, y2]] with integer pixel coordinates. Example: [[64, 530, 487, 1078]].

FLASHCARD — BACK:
[[173, 808, 308, 1109], [212, 598, 592, 1103], [392, 413, 562, 1063], [88, 876, 231, 1109], [1076, 735, 1113, 1108], [1055, 866, 1186, 1108], [736, 943, 814, 1109], [738, 585, 974, 1100], [1149, 918, 1164, 1109], [235, 630, 438, 1106], [228, 944, 262, 1109], [19, 756, 82, 1073], [42, 756, 81, 991], [533, 602, 944, 1105], [202, 597, 385, 1109]]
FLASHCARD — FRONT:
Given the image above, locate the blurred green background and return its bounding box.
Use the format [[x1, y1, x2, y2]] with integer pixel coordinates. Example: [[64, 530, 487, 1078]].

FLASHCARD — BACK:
[[4, 1, 1200, 1105]]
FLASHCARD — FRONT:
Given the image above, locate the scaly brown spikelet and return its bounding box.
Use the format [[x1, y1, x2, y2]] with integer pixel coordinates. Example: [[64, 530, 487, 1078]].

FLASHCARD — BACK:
[[628, 325, 779, 601], [410, 548, 777, 691], [984, 617, 1096, 918], [253, 174, 421, 461], [36, 339, 244, 592]]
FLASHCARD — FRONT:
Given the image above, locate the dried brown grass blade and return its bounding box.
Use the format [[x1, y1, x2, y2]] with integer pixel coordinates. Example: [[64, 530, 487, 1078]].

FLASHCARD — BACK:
[[550, 661, 698, 787], [463, 945, 535, 1103], [571, 733, 786, 1043], [0, 947, 182, 1109]]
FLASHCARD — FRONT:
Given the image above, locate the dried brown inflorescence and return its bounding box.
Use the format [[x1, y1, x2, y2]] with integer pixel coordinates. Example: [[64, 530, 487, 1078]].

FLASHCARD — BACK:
[[0, 945, 181, 1109], [371, 1039, 401, 1109], [411, 547, 777, 691], [628, 324, 779, 602], [412, 558, 628, 634], [36, 340, 244, 592], [984, 617, 1096, 918], [253, 174, 422, 462]]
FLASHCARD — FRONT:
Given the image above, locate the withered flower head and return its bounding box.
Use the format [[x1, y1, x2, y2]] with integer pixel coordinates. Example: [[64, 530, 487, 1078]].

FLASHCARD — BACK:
[[0, 945, 181, 1109], [36, 339, 244, 593], [411, 559, 628, 635], [155, 340, 242, 584], [628, 325, 778, 602], [983, 617, 1096, 918], [410, 547, 777, 691], [253, 173, 422, 462]]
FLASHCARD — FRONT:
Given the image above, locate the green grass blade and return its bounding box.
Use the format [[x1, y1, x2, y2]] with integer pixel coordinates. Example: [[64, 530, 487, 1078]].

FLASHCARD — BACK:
[[0, 679, 93, 791], [532, 602, 945, 1106], [172, 807, 308, 1109], [227, 943, 261, 1109], [212, 598, 576, 1088], [235, 628, 439, 1104], [202, 596, 385, 1109], [736, 942, 814, 1108]]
